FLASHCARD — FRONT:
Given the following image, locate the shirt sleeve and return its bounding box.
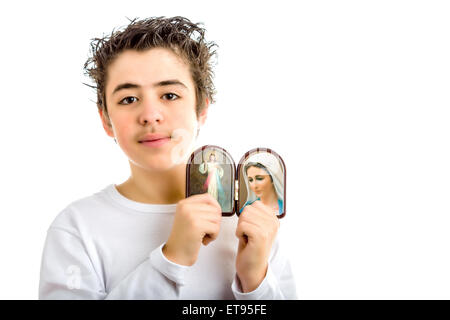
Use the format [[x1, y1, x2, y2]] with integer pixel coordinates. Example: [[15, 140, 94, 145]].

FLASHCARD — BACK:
[[38, 226, 189, 300], [231, 237, 297, 300]]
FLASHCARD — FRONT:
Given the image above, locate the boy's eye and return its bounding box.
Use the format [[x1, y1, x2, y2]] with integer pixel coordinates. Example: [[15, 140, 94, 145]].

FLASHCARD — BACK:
[[162, 93, 179, 101], [119, 96, 138, 105]]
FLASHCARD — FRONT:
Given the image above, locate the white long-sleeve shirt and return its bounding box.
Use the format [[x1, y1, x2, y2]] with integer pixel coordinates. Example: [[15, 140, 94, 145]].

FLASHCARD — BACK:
[[38, 184, 297, 299]]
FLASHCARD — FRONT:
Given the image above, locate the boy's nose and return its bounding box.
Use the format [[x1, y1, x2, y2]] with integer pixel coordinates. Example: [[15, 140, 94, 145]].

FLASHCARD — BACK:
[[138, 100, 164, 126]]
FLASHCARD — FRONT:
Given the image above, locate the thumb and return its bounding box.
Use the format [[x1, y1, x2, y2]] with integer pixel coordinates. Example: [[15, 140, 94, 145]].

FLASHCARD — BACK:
[[202, 234, 214, 246], [238, 234, 248, 251]]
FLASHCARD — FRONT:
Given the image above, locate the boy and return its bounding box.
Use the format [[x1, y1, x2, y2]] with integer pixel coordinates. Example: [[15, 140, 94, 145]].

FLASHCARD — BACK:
[[38, 16, 297, 299]]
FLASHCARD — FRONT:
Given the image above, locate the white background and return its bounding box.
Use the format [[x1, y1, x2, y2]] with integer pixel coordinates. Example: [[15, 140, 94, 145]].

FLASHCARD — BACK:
[[0, 0, 449, 299]]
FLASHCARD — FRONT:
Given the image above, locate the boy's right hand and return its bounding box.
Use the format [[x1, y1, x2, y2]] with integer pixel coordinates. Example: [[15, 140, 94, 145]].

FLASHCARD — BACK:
[[162, 193, 222, 266]]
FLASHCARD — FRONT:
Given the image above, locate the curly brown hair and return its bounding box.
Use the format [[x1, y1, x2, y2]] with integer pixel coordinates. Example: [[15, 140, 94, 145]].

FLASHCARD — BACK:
[[83, 16, 218, 119]]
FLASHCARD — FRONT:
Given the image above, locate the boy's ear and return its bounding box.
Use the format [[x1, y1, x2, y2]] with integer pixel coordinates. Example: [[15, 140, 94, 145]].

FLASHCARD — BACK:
[[99, 109, 115, 138], [197, 98, 210, 126]]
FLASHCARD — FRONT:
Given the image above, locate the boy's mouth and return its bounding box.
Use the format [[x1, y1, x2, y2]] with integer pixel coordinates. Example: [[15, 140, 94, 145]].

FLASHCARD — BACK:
[[138, 133, 171, 143], [138, 132, 172, 148]]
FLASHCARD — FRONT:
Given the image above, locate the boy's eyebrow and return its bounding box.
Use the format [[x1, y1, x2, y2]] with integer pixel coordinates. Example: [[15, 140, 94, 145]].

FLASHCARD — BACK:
[[156, 79, 188, 89], [112, 79, 188, 95]]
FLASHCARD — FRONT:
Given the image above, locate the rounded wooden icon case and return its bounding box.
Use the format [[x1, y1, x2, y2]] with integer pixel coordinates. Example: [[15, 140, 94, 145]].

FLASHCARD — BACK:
[[186, 145, 286, 218]]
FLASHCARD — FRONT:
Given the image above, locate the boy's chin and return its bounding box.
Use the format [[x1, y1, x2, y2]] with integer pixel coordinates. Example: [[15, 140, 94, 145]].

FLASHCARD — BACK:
[[148, 161, 185, 171], [131, 156, 186, 172], [127, 142, 193, 171]]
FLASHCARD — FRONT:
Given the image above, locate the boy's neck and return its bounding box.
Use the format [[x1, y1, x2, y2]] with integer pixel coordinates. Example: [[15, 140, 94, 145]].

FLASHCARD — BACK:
[[116, 162, 186, 205]]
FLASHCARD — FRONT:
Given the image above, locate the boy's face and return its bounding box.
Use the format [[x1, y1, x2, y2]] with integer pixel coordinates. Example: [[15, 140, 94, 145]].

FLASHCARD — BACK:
[[101, 47, 208, 171]]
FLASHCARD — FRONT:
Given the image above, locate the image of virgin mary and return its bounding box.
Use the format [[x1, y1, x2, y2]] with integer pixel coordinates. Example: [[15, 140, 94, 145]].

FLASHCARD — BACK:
[[239, 152, 285, 216]]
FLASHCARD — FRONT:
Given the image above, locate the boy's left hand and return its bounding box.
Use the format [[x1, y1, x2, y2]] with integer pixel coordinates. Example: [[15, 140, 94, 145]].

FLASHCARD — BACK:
[[235, 200, 280, 293]]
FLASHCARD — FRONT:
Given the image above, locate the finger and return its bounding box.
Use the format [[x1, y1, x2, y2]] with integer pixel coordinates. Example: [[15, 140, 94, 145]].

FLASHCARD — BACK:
[[239, 205, 274, 227], [250, 200, 277, 217], [202, 235, 213, 246], [238, 211, 279, 243], [241, 202, 270, 220], [203, 234, 216, 246], [202, 221, 221, 245], [185, 193, 222, 211], [238, 234, 248, 248], [238, 209, 265, 229], [236, 220, 263, 242], [184, 203, 222, 222]]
